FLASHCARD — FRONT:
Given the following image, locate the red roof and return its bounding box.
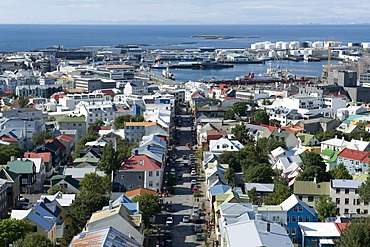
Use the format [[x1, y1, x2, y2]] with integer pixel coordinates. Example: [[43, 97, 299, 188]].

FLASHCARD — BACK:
[[257, 123, 278, 132], [24, 152, 51, 163], [1, 137, 18, 142], [206, 130, 228, 137], [120, 154, 160, 171], [101, 89, 115, 96], [190, 91, 205, 100], [56, 134, 74, 142], [334, 222, 350, 234], [281, 125, 305, 135], [223, 96, 236, 100], [51, 93, 65, 103], [338, 148, 370, 162]]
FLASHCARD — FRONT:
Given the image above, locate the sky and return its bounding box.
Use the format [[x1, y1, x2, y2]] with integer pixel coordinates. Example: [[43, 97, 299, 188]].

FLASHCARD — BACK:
[[1, 0, 369, 25]]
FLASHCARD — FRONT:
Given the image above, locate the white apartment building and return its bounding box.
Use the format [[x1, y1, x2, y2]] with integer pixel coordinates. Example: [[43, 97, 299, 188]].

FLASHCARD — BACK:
[[330, 179, 368, 216], [123, 80, 148, 96], [74, 102, 126, 125], [58, 93, 111, 111], [209, 137, 244, 155]]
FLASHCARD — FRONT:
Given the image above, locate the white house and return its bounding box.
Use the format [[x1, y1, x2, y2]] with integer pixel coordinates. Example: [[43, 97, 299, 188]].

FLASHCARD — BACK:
[[320, 137, 349, 152], [123, 80, 148, 96], [209, 137, 244, 155]]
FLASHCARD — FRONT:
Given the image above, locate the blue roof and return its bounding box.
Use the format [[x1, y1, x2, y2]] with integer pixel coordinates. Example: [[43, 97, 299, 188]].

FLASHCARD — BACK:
[[210, 184, 232, 196], [28, 204, 57, 231]]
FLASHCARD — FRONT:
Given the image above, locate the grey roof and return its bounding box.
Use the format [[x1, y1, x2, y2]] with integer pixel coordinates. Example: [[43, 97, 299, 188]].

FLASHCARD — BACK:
[[331, 179, 363, 189], [245, 183, 274, 193], [114, 171, 145, 192], [280, 194, 317, 216], [225, 220, 293, 247]]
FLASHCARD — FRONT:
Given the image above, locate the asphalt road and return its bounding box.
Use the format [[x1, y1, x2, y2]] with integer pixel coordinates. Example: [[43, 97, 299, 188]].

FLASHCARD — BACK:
[[155, 115, 205, 247]]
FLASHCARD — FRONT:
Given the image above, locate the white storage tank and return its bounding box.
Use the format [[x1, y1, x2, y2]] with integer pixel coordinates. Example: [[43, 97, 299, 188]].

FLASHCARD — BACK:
[[281, 42, 289, 50], [362, 43, 370, 49], [275, 41, 283, 49], [276, 51, 286, 58], [312, 41, 324, 48], [289, 41, 299, 49], [290, 50, 300, 56], [265, 43, 276, 50], [268, 50, 276, 58]]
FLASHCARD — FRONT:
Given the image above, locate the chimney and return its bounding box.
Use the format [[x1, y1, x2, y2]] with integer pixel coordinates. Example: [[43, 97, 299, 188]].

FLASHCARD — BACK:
[[134, 149, 139, 156], [267, 222, 271, 233], [335, 135, 337, 139], [109, 200, 113, 210]]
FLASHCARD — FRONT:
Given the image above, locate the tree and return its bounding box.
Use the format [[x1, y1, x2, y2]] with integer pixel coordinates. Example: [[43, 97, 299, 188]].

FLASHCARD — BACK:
[[315, 130, 346, 142], [297, 152, 331, 182], [248, 187, 259, 205], [251, 110, 269, 125], [0, 144, 24, 163], [48, 184, 71, 195], [114, 115, 144, 129], [132, 193, 161, 225], [359, 176, 370, 203], [116, 139, 136, 164], [21, 233, 53, 247], [336, 219, 370, 247], [256, 137, 286, 157], [224, 167, 235, 186], [232, 122, 253, 145], [264, 177, 292, 205], [93, 119, 105, 127], [231, 102, 247, 116], [72, 130, 100, 160], [224, 109, 235, 120], [32, 131, 53, 147], [18, 97, 29, 108], [0, 219, 32, 245], [329, 163, 352, 180], [269, 119, 281, 127], [244, 163, 273, 183], [315, 197, 337, 221], [347, 130, 370, 142], [99, 143, 118, 175]]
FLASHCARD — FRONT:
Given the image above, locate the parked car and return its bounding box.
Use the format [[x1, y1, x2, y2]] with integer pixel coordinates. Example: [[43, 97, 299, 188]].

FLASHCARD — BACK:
[[177, 174, 183, 180], [191, 179, 197, 186], [195, 233, 204, 241], [166, 216, 174, 226], [191, 170, 197, 176], [193, 224, 203, 233], [166, 203, 174, 212], [192, 187, 198, 193], [185, 143, 190, 147], [171, 154, 177, 160], [193, 206, 199, 214], [183, 215, 190, 223], [182, 155, 187, 160]]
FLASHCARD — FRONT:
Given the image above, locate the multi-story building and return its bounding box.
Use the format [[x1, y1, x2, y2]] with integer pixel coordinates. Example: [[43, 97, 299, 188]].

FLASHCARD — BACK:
[[16, 84, 63, 98], [93, 64, 135, 81], [7, 160, 36, 194], [0, 168, 21, 213], [58, 92, 111, 110], [0, 179, 8, 219], [56, 116, 87, 140], [75, 77, 103, 93], [124, 122, 157, 144], [330, 179, 367, 216], [1, 108, 43, 120], [336, 148, 370, 175], [123, 80, 148, 96]]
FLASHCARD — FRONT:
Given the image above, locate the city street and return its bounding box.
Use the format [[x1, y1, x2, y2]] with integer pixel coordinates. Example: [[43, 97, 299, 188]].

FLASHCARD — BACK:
[[154, 114, 206, 247]]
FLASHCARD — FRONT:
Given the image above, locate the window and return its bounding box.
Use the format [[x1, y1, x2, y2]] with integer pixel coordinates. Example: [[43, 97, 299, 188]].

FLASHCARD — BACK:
[[149, 171, 153, 177], [345, 209, 349, 214], [357, 199, 361, 205], [291, 227, 296, 236], [345, 189, 350, 194], [287, 216, 290, 223], [217, 145, 220, 149], [336, 198, 340, 204], [298, 216, 303, 222], [156, 171, 160, 176], [336, 188, 341, 194], [293, 207, 298, 212], [355, 189, 359, 194], [148, 181, 153, 187], [345, 198, 349, 205], [365, 209, 369, 214], [292, 216, 297, 223], [357, 208, 361, 214], [21, 179, 28, 185], [286, 228, 290, 234], [305, 216, 310, 222], [298, 206, 303, 212], [308, 196, 314, 202]]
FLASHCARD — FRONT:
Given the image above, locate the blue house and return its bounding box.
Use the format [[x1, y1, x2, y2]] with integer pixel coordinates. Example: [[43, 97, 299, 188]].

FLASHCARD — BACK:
[[280, 194, 318, 244]]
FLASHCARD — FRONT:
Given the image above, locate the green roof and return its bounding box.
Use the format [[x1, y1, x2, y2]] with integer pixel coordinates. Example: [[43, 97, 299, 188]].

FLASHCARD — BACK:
[[73, 157, 100, 164], [7, 160, 34, 174], [293, 181, 330, 196], [328, 150, 340, 163], [353, 174, 369, 181], [58, 116, 86, 123], [51, 175, 80, 189], [321, 148, 335, 157], [297, 133, 314, 146]]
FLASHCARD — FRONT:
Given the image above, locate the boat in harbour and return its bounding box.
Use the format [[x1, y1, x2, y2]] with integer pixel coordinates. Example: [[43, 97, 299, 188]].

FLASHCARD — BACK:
[[172, 60, 233, 69]]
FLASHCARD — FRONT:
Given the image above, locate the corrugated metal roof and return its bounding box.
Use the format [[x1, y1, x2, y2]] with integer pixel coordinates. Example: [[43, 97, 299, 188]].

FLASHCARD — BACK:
[[331, 179, 363, 189], [293, 181, 330, 196]]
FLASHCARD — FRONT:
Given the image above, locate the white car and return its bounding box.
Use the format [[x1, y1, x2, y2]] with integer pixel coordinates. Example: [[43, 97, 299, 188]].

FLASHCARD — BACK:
[[191, 179, 197, 186], [191, 170, 197, 176], [166, 216, 174, 226], [183, 216, 190, 223], [193, 206, 199, 214]]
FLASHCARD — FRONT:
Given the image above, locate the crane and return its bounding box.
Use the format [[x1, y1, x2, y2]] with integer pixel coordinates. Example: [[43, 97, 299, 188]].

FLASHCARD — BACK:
[[326, 40, 342, 80]]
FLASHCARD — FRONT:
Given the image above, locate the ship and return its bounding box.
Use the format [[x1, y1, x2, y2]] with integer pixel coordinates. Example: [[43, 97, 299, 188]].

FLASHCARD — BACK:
[[172, 60, 233, 69]]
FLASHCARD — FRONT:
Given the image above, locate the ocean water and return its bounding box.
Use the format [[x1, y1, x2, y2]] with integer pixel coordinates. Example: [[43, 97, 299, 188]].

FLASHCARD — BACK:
[[0, 24, 366, 80], [0, 24, 369, 52]]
